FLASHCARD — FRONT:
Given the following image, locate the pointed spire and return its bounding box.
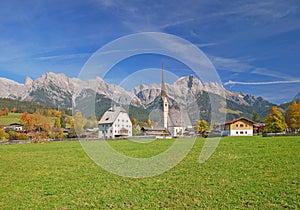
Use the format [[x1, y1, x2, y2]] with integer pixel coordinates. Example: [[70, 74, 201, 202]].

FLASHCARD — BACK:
[[161, 62, 167, 98]]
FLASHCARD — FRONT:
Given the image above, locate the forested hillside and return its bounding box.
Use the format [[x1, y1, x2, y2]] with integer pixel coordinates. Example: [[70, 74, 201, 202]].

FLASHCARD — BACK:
[[0, 98, 72, 115]]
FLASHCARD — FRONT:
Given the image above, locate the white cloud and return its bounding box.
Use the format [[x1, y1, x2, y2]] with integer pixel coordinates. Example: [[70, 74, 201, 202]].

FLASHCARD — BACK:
[[210, 55, 297, 81], [35, 53, 91, 61], [224, 79, 300, 86]]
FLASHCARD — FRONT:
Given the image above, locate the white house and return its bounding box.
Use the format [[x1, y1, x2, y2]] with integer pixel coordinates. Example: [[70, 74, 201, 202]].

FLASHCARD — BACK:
[[98, 106, 132, 139], [8, 123, 23, 132]]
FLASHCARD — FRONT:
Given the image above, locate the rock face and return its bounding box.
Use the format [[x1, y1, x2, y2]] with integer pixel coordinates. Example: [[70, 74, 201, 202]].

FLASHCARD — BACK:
[[24, 76, 33, 86], [0, 72, 271, 111], [0, 77, 27, 100]]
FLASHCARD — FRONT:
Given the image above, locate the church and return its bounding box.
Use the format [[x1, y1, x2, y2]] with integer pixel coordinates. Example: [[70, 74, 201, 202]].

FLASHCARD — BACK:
[[142, 64, 192, 137]]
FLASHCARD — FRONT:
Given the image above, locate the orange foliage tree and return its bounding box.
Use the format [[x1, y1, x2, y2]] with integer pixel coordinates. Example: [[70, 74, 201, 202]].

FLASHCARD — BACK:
[[20, 112, 35, 132], [286, 101, 300, 132]]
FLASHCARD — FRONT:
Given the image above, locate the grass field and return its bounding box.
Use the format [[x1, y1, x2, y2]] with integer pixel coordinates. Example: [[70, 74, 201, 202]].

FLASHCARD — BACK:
[[0, 136, 299, 209], [0, 113, 59, 127], [0, 113, 22, 126]]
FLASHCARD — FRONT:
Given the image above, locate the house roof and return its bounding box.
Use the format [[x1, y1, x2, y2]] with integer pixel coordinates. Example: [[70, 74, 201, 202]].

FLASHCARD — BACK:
[[141, 126, 169, 136], [141, 126, 166, 131], [98, 106, 127, 125], [9, 123, 23, 126], [225, 117, 255, 125]]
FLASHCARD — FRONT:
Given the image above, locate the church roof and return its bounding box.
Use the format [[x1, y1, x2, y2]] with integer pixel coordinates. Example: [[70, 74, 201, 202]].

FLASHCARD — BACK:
[[168, 108, 192, 127]]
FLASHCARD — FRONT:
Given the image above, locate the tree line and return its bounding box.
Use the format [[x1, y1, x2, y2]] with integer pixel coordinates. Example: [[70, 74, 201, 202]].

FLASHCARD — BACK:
[[0, 98, 72, 115]]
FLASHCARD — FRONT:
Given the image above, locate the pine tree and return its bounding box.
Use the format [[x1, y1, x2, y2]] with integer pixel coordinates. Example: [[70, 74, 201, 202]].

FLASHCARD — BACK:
[[252, 111, 259, 122]]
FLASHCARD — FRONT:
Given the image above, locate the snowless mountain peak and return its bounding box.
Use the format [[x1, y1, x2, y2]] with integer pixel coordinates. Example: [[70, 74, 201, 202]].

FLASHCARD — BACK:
[[0, 72, 270, 109], [24, 76, 33, 86]]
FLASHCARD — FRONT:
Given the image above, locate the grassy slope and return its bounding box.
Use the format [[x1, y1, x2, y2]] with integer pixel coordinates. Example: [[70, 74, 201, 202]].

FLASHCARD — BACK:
[[0, 136, 299, 209], [0, 113, 60, 127], [0, 113, 22, 126]]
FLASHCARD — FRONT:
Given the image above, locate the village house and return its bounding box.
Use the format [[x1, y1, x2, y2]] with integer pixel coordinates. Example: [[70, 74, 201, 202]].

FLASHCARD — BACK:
[[98, 106, 132, 139], [141, 126, 169, 136], [8, 123, 23, 132], [223, 117, 255, 136]]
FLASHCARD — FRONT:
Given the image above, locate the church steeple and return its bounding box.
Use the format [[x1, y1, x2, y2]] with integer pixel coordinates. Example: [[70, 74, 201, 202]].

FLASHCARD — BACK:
[[161, 62, 168, 129], [161, 62, 167, 98]]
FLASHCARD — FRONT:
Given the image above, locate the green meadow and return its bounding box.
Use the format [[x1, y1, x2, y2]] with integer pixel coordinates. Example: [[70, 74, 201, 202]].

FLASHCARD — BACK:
[[0, 136, 299, 209], [0, 113, 22, 126]]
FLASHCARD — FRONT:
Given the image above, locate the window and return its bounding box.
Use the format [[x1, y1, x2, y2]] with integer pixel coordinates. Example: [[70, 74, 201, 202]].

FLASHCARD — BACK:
[[240, 131, 244, 134], [245, 131, 247, 134], [240, 124, 244, 127], [236, 131, 238, 134], [236, 124, 238, 127]]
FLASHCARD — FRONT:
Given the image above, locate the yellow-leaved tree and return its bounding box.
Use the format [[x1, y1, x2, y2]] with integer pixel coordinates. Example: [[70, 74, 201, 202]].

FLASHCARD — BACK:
[[74, 111, 85, 137], [264, 106, 287, 133], [285, 101, 300, 132], [197, 119, 208, 134]]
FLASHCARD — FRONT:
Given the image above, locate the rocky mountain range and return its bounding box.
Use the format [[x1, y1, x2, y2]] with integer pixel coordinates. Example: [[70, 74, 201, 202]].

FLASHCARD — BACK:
[[0, 72, 283, 121]]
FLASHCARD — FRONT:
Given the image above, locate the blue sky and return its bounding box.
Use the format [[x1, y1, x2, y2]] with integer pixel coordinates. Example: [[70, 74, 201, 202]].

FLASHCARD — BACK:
[[0, 0, 299, 104]]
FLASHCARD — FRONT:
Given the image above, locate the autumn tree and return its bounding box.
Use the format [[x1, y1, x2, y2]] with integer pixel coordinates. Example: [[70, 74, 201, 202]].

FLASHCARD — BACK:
[[285, 101, 300, 132], [0, 129, 9, 141], [60, 114, 67, 128], [67, 119, 77, 138], [197, 119, 208, 134], [47, 110, 62, 128], [84, 115, 98, 129], [0, 107, 9, 116], [264, 106, 287, 133], [47, 110, 66, 139], [4, 107, 9, 115], [147, 119, 152, 126], [20, 112, 35, 132], [34, 112, 51, 132], [74, 111, 85, 137], [131, 118, 138, 128], [11, 107, 17, 113]]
